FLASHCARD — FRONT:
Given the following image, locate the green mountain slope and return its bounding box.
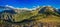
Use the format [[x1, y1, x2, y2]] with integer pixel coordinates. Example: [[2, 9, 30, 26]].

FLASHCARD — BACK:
[[0, 6, 60, 27]]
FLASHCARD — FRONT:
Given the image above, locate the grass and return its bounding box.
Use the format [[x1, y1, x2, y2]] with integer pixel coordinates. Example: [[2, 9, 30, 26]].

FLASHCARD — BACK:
[[36, 15, 60, 23]]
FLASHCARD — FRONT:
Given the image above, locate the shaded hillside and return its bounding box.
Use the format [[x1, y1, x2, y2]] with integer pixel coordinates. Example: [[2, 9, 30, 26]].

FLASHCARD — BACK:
[[0, 6, 33, 22]]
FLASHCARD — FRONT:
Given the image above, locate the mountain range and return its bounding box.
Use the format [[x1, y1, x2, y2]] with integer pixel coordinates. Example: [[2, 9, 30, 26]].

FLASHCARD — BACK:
[[0, 6, 60, 27]]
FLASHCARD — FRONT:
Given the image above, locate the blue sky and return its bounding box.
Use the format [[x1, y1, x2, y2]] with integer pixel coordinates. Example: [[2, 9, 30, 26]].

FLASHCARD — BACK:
[[0, 0, 60, 8]]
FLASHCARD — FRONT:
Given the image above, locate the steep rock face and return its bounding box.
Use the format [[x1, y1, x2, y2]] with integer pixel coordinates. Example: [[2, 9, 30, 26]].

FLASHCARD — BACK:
[[0, 10, 16, 22], [0, 6, 16, 22]]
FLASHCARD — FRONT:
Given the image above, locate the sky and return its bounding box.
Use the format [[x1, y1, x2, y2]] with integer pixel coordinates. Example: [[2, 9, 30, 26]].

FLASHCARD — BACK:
[[0, 0, 60, 8]]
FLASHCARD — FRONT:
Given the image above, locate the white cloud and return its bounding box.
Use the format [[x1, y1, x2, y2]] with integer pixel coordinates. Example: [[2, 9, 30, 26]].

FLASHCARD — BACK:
[[4, 5, 40, 10], [5, 5, 15, 8], [31, 5, 40, 10], [20, 8, 29, 10], [43, 5, 46, 7], [42, 5, 51, 7], [33, 5, 40, 8], [56, 8, 58, 9]]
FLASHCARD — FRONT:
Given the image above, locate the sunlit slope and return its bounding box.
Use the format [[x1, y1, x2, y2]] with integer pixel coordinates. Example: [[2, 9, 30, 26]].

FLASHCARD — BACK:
[[35, 15, 60, 23], [28, 6, 60, 23]]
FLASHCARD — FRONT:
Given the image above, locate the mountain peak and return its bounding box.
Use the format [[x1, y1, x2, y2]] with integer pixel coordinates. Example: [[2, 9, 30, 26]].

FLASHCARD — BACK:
[[37, 6, 59, 16], [43, 6, 54, 11], [39, 6, 54, 13]]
